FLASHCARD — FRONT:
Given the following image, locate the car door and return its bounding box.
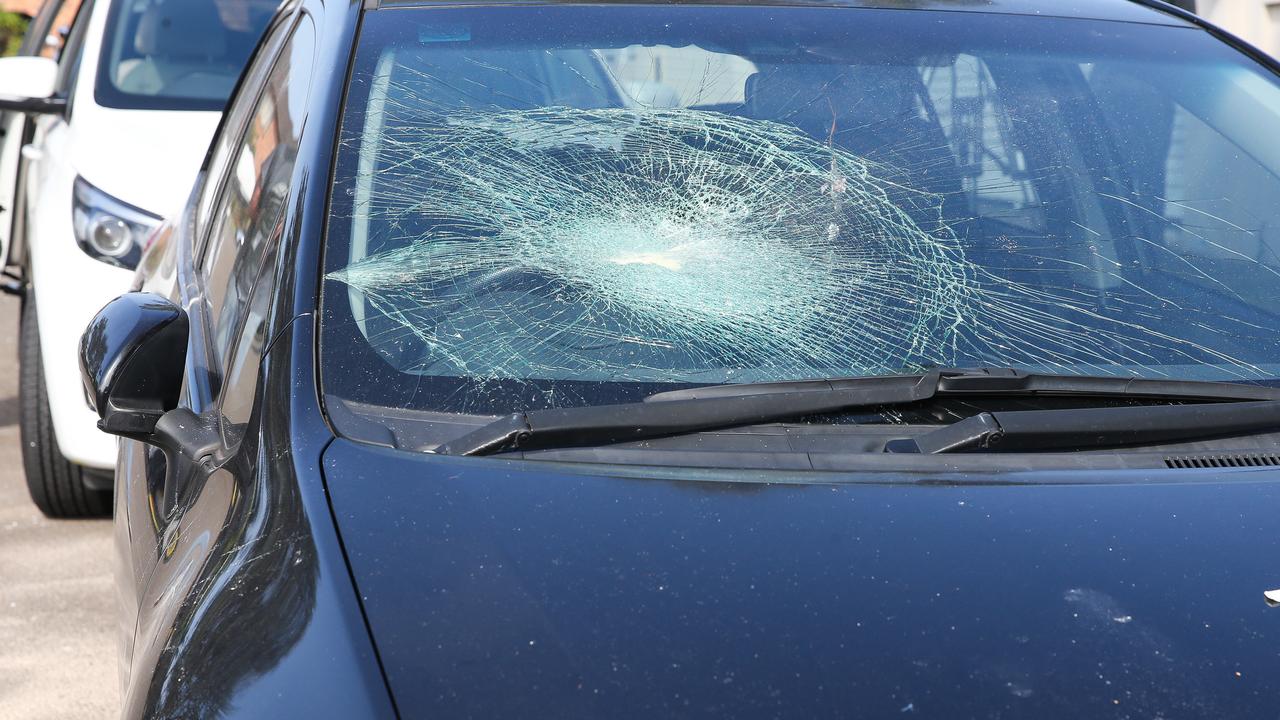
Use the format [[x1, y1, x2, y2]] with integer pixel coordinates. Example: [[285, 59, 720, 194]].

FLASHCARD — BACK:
[[14, 0, 91, 267], [0, 0, 84, 272], [114, 7, 318, 695]]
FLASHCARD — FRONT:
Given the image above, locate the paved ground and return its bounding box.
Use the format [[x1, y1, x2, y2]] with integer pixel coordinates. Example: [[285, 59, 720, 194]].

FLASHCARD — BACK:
[[0, 294, 118, 719]]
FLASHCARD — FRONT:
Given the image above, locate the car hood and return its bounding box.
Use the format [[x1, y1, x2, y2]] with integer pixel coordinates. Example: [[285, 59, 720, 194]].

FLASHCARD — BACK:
[[324, 439, 1280, 718], [71, 106, 221, 216]]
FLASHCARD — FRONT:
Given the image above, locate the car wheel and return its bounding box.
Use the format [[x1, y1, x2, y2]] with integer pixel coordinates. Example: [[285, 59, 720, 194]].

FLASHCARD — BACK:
[[19, 294, 112, 518]]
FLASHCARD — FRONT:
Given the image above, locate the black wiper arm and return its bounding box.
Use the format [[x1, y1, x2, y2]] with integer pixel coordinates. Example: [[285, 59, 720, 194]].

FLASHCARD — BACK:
[[438, 368, 1280, 456], [886, 400, 1280, 454], [437, 372, 942, 456]]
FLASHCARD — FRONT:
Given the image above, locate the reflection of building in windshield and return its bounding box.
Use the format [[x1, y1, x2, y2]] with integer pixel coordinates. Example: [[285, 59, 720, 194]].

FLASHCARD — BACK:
[[1187, 1, 1280, 59], [598, 45, 757, 108]]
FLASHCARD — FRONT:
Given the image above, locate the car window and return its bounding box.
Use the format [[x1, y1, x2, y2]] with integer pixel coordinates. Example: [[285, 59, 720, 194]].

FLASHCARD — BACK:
[[321, 5, 1280, 426], [194, 10, 295, 249], [199, 14, 313, 425], [216, 220, 280, 436], [94, 0, 276, 111]]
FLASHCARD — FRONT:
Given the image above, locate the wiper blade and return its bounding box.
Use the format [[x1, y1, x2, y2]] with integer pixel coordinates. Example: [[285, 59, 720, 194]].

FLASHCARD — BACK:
[[644, 367, 1280, 403], [437, 368, 1280, 456], [438, 372, 939, 456], [886, 400, 1280, 454]]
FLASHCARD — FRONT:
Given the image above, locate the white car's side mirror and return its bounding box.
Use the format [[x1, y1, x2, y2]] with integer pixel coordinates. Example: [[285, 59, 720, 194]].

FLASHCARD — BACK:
[[0, 56, 66, 115]]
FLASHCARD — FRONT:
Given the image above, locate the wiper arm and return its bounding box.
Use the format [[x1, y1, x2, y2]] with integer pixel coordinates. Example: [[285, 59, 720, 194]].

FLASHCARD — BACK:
[[886, 400, 1280, 454], [438, 372, 940, 455], [437, 368, 1280, 456]]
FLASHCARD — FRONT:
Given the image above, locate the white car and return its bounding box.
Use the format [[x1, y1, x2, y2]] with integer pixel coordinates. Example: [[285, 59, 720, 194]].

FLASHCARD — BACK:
[[0, 0, 274, 516], [0, 0, 82, 300]]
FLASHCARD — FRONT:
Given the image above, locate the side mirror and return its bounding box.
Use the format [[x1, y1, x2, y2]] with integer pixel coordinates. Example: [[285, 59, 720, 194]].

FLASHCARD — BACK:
[[0, 57, 66, 115], [80, 292, 188, 438]]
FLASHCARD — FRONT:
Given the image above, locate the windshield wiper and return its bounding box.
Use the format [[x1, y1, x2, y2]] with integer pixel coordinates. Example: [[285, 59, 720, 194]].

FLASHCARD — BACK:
[[436, 368, 1280, 456]]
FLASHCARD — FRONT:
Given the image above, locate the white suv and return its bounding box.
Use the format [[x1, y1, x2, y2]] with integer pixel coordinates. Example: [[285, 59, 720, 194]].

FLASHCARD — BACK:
[[0, 0, 275, 516]]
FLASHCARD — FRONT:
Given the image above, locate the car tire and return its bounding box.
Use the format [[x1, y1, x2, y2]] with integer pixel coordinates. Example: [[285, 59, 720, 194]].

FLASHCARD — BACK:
[[19, 294, 112, 518]]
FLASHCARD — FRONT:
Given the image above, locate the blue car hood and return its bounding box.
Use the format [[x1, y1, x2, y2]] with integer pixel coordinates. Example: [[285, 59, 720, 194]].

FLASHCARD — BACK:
[[323, 439, 1280, 718]]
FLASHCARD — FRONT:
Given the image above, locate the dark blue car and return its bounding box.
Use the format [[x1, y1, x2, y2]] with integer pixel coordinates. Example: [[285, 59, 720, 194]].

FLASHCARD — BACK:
[[80, 0, 1280, 715]]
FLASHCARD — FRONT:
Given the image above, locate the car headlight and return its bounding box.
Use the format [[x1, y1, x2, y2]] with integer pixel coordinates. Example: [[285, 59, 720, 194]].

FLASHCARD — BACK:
[[71, 176, 162, 270]]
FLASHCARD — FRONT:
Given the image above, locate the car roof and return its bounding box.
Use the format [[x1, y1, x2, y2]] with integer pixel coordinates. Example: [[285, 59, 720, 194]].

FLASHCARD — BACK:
[[368, 0, 1193, 28]]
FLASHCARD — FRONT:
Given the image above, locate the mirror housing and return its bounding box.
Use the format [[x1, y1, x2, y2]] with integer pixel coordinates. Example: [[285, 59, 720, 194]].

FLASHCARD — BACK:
[[0, 57, 66, 115], [80, 292, 188, 438]]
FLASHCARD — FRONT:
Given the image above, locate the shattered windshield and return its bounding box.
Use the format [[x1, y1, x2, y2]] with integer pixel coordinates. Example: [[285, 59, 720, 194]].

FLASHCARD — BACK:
[[322, 5, 1280, 421]]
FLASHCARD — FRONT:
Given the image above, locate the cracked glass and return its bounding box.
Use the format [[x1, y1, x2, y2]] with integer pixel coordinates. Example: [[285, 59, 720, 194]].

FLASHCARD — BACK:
[[321, 4, 1280, 432]]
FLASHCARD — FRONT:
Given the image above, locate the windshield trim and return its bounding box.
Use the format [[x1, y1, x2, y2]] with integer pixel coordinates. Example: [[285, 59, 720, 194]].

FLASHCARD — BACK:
[[368, 0, 1194, 29]]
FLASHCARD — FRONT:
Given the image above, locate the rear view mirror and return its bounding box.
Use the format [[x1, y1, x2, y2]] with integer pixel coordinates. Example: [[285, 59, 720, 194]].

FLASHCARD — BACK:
[[80, 293, 188, 437], [0, 56, 66, 115]]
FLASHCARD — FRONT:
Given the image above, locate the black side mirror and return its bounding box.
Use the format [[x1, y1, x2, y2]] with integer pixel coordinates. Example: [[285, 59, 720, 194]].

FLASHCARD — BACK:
[[80, 293, 188, 438]]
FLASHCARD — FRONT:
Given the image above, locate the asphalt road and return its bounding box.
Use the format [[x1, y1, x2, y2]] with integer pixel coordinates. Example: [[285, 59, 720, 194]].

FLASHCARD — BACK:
[[0, 294, 118, 719]]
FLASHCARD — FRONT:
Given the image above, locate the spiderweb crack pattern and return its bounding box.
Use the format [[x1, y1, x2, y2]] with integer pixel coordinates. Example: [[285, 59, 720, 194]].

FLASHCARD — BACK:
[[329, 104, 1264, 384]]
